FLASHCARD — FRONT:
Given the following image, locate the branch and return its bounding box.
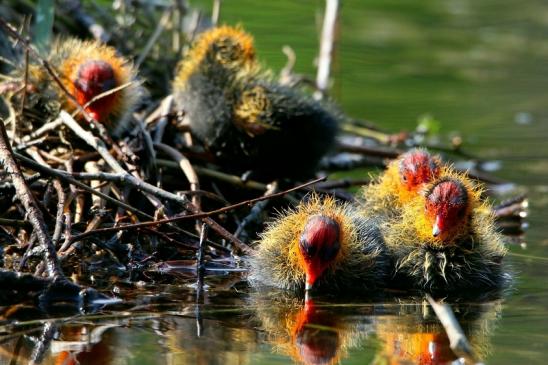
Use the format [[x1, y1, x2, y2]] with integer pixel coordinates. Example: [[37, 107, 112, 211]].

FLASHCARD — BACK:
[[60, 111, 252, 253], [0, 119, 63, 280], [314, 0, 339, 100], [426, 295, 482, 365], [67, 176, 327, 246]]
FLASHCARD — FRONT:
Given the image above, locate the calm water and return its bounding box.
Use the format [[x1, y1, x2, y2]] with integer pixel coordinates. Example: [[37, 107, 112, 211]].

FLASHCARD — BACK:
[[2, 1, 548, 364]]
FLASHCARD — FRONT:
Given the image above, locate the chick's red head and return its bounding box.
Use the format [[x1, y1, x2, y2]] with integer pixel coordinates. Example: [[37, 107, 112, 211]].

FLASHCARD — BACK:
[[299, 215, 341, 291], [399, 150, 440, 191], [425, 179, 468, 239], [73, 60, 117, 122]]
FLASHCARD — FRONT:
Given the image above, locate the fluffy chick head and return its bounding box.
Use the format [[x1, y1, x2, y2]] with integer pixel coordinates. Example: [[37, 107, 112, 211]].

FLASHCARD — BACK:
[[51, 38, 138, 124]]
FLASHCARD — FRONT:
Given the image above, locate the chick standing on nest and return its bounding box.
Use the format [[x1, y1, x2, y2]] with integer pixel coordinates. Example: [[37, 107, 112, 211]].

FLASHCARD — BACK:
[[25, 38, 140, 135], [172, 26, 338, 180], [249, 194, 387, 294], [359, 148, 442, 218], [384, 172, 509, 292]]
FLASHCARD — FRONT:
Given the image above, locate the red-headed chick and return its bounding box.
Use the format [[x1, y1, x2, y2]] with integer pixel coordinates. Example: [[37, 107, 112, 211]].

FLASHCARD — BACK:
[[383, 173, 509, 293], [359, 148, 442, 219], [29, 38, 141, 135], [249, 194, 388, 294]]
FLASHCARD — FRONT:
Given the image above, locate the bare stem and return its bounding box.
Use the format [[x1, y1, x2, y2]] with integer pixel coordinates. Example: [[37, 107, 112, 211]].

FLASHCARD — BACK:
[[0, 119, 63, 280], [314, 0, 339, 100]]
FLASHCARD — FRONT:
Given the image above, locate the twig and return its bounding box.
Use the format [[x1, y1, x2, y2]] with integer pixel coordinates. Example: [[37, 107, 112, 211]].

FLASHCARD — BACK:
[[280, 46, 296, 86], [312, 178, 371, 190], [211, 0, 222, 25], [157, 159, 267, 191], [154, 142, 201, 210], [19, 118, 63, 143], [196, 223, 207, 300], [151, 95, 174, 143], [14, 152, 154, 221], [135, 8, 172, 68], [78, 81, 139, 116], [18, 48, 29, 125], [29, 322, 56, 365], [59, 111, 125, 173], [494, 194, 528, 218], [67, 176, 326, 246], [340, 123, 392, 144], [337, 141, 402, 159], [60, 111, 253, 252], [426, 295, 482, 365], [51, 180, 66, 248], [0, 218, 31, 228], [314, 0, 339, 100], [0, 119, 63, 280], [234, 181, 279, 240]]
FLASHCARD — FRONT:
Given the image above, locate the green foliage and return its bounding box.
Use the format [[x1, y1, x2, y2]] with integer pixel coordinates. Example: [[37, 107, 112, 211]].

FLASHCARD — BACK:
[[416, 113, 441, 136]]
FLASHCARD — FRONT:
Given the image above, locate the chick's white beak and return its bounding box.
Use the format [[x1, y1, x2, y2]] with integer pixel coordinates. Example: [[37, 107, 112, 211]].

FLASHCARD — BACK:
[[305, 273, 313, 291], [432, 215, 442, 237]]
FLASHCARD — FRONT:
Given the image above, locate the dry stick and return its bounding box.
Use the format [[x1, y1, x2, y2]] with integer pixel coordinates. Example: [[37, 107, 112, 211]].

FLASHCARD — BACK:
[[196, 223, 207, 300], [312, 178, 372, 190], [20, 119, 63, 143], [337, 142, 403, 159], [339, 123, 392, 144], [79, 81, 138, 114], [314, 0, 339, 100], [68, 176, 326, 246], [18, 48, 30, 123], [493, 194, 527, 218], [0, 218, 31, 228], [26, 150, 66, 242], [16, 153, 182, 237], [0, 119, 63, 280], [211, 0, 222, 25], [14, 152, 154, 221], [154, 142, 201, 210], [60, 111, 124, 173], [157, 159, 267, 191], [426, 295, 482, 365], [29, 322, 56, 365], [151, 95, 174, 144], [135, 8, 172, 68], [51, 180, 66, 248], [59, 111, 251, 253], [279, 46, 296, 86], [234, 181, 278, 240]]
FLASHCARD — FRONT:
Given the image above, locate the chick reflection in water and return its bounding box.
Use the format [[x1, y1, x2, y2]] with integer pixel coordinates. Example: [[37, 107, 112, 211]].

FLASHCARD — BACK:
[[253, 293, 374, 365], [373, 300, 502, 365]]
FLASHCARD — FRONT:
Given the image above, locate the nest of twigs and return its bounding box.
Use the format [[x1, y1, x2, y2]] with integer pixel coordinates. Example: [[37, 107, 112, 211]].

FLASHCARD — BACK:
[[0, 1, 526, 309]]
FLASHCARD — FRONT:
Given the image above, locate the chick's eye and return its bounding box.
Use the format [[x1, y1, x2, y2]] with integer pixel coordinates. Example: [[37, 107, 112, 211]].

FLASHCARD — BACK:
[[299, 238, 316, 259], [320, 240, 340, 262]]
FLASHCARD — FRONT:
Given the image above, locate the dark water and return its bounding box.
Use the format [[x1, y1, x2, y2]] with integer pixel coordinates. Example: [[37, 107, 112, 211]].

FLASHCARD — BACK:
[[2, 1, 548, 364]]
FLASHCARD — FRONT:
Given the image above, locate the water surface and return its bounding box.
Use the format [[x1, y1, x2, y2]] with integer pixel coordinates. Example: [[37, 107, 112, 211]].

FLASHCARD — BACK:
[[1, 1, 547, 364]]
